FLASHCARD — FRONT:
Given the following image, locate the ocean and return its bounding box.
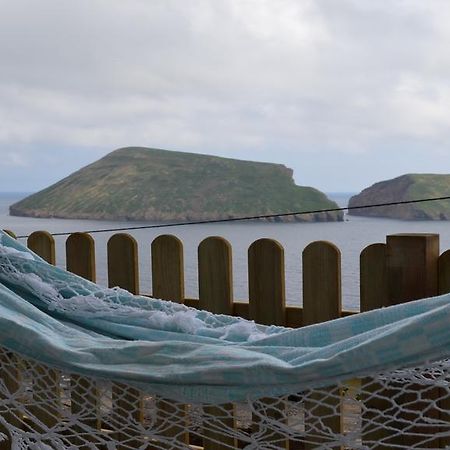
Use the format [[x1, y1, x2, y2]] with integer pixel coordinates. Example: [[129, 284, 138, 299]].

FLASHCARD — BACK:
[[2, 192, 450, 311]]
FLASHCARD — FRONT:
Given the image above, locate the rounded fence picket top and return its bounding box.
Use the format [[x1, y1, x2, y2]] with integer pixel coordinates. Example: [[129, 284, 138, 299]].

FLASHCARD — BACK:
[[27, 230, 56, 265]]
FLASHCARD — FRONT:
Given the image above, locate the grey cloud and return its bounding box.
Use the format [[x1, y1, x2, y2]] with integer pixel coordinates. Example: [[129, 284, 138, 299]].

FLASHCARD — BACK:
[[0, 0, 450, 192]]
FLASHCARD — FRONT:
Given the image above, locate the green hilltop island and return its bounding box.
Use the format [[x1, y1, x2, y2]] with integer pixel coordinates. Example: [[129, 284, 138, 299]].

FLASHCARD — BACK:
[[349, 173, 450, 220], [10, 147, 343, 223]]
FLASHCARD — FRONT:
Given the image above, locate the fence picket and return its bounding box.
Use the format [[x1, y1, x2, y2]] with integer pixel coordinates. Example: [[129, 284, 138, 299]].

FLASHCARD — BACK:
[[198, 236, 233, 314], [199, 237, 236, 450], [360, 243, 389, 448], [66, 232, 96, 281], [31, 365, 61, 430], [151, 234, 184, 301], [248, 238, 285, 326], [248, 238, 288, 450], [151, 235, 189, 447], [438, 250, 450, 448], [0, 352, 22, 450], [107, 233, 139, 294], [303, 241, 341, 325], [360, 243, 388, 312], [303, 241, 342, 449], [439, 250, 450, 295], [27, 231, 55, 264], [386, 234, 440, 448], [26, 231, 60, 433], [107, 233, 142, 447], [66, 232, 100, 443]]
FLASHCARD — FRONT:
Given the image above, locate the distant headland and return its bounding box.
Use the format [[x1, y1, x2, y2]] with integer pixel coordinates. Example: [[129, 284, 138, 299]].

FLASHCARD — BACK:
[[10, 147, 343, 223], [349, 174, 450, 220]]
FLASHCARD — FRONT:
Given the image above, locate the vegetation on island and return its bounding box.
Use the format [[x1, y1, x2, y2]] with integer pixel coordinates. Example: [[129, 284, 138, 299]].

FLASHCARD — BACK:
[[10, 147, 342, 222], [348, 174, 450, 220]]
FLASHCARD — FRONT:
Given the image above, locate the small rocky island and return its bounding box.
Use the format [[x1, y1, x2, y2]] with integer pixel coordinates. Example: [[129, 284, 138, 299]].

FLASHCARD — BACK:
[[348, 174, 450, 220], [10, 147, 342, 222]]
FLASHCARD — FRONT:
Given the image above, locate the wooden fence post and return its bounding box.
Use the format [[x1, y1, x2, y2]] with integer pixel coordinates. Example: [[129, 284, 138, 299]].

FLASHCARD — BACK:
[[248, 238, 285, 326], [151, 235, 188, 447], [303, 241, 341, 325], [199, 236, 233, 313], [386, 233, 439, 305], [384, 233, 439, 448], [302, 241, 342, 450], [27, 231, 55, 264], [66, 233, 100, 441], [360, 243, 388, 312], [360, 243, 389, 448], [151, 235, 184, 302], [66, 232, 96, 281], [438, 249, 450, 448], [107, 233, 142, 448], [26, 231, 60, 433], [248, 238, 287, 450], [439, 249, 450, 295], [199, 237, 235, 450], [0, 350, 22, 450], [107, 233, 139, 294]]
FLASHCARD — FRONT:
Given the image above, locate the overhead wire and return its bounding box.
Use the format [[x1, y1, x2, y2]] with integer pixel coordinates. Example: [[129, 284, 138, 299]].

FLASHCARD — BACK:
[[13, 194, 450, 239]]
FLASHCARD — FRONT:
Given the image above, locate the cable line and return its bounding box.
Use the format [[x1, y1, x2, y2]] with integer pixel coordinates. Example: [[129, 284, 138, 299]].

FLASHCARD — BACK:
[[14, 194, 450, 239]]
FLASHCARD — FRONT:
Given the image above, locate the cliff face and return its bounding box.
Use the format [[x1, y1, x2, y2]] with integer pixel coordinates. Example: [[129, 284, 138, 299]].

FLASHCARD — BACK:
[[348, 174, 450, 220], [10, 147, 343, 222]]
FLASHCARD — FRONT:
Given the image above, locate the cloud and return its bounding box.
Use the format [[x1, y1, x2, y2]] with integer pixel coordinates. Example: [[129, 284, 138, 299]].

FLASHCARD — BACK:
[[0, 0, 450, 191]]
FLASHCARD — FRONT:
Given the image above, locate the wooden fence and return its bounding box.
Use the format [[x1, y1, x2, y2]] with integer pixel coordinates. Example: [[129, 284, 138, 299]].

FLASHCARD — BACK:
[[3, 229, 450, 449]]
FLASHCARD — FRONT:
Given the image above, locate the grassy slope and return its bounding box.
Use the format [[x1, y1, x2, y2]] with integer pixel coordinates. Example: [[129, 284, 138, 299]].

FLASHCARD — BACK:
[[349, 174, 450, 219], [11, 147, 342, 222]]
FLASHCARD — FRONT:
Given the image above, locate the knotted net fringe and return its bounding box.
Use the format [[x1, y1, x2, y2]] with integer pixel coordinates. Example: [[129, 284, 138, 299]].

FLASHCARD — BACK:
[[1, 346, 450, 449]]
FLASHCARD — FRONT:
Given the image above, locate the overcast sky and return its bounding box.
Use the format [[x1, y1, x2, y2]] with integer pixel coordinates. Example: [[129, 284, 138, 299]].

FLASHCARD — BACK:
[[1, 0, 450, 194]]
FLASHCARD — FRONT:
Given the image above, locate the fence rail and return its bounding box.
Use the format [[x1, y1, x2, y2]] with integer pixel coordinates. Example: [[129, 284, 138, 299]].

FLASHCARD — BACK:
[[1, 229, 450, 449]]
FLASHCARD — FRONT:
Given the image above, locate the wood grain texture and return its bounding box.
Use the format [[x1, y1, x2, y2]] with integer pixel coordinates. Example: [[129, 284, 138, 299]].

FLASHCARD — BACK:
[[248, 238, 285, 326], [66, 236, 100, 443], [198, 237, 235, 450], [438, 249, 450, 295], [112, 383, 143, 449], [360, 243, 390, 448], [107, 234, 142, 446], [32, 366, 61, 430], [198, 236, 233, 314], [66, 232, 96, 281], [360, 243, 388, 312], [302, 241, 341, 325], [385, 234, 440, 448], [151, 235, 188, 446], [107, 233, 139, 294], [0, 353, 22, 450], [302, 241, 341, 450], [151, 235, 184, 302], [248, 239, 287, 449], [386, 233, 439, 305], [27, 231, 55, 264]]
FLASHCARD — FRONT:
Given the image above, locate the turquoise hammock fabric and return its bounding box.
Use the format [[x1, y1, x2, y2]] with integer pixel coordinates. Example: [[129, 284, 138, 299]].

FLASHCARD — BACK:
[[0, 229, 449, 404]]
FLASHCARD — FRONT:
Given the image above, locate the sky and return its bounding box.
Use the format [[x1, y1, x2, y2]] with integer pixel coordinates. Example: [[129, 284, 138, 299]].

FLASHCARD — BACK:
[[1, 0, 450, 194]]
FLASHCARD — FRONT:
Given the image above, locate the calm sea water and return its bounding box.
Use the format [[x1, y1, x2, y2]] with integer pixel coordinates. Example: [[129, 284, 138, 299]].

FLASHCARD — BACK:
[[2, 192, 450, 311]]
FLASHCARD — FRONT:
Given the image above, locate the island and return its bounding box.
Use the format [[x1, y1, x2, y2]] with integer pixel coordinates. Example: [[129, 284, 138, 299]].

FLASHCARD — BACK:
[[10, 147, 343, 222], [348, 173, 450, 220]]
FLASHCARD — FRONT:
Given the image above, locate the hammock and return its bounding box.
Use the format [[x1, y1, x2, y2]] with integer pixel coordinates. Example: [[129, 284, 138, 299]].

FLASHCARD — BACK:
[[0, 230, 450, 448]]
